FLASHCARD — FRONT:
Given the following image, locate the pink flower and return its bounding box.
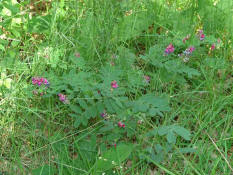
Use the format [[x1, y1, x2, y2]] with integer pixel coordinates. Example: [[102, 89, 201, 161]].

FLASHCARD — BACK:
[[144, 75, 150, 83], [43, 78, 49, 85], [200, 34, 205, 41], [211, 44, 215, 50], [188, 46, 195, 53], [58, 93, 68, 103], [118, 121, 125, 128], [111, 80, 118, 88], [32, 77, 49, 86], [165, 44, 175, 54], [183, 46, 195, 56], [118, 121, 122, 127], [37, 81, 42, 86], [198, 30, 205, 41]]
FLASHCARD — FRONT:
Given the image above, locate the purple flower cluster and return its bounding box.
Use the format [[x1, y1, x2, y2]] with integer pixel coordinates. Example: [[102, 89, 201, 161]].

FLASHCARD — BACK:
[[210, 44, 215, 50], [111, 80, 118, 89], [58, 93, 67, 102], [184, 46, 195, 56], [118, 121, 125, 128], [32, 77, 49, 86], [165, 44, 175, 54]]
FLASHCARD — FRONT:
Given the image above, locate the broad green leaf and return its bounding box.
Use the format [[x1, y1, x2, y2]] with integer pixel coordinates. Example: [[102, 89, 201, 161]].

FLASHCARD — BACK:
[[158, 126, 169, 136], [70, 104, 82, 114], [96, 102, 105, 114], [172, 126, 191, 141], [0, 44, 5, 51], [148, 107, 159, 116], [167, 131, 176, 144], [93, 143, 133, 172], [145, 128, 158, 137], [99, 122, 114, 132], [78, 99, 88, 109], [104, 99, 115, 113]]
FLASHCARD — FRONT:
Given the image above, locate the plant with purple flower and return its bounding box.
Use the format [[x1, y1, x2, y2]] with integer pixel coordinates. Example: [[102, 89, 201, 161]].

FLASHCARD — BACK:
[[198, 30, 205, 41], [180, 46, 195, 63], [58, 93, 69, 104], [164, 44, 175, 55], [111, 80, 118, 89], [32, 77, 49, 87], [210, 44, 215, 50], [118, 121, 125, 128], [183, 46, 195, 56]]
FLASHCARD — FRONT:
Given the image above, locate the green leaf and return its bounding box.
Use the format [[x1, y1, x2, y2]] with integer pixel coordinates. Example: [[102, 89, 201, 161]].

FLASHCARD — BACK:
[[99, 122, 114, 132], [166, 131, 176, 144], [78, 99, 88, 109], [0, 44, 5, 51], [11, 40, 20, 47], [11, 29, 21, 38], [145, 128, 158, 137], [88, 106, 98, 118], [104, 99, 115, 113], [148, 107, 159, 116], [74, 118, 82, 128], [70, 104, 82, 114], [96, 102, 105, 114], [132, 101, 149, 113], [93, 143, 133, 172], [2, 2, 20, 15], [158, 126, 169, 136], [172, 126, 191, 141]]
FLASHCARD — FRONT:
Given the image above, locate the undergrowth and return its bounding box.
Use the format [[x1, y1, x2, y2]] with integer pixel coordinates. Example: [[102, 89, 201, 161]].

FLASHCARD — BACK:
[[0, 0, 232, 174]]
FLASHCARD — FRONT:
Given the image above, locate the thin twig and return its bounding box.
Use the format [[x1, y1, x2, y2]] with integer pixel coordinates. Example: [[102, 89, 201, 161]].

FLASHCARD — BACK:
[[206, 132, 233, 173], [50, 160, 87, 173]]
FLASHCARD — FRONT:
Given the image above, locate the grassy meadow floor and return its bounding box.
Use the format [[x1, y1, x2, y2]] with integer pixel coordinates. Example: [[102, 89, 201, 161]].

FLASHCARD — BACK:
[[0, 0, 232, 174]]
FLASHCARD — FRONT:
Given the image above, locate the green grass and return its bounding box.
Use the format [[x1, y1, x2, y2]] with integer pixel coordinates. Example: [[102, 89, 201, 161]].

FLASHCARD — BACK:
[[0, 0, 232, 174]]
